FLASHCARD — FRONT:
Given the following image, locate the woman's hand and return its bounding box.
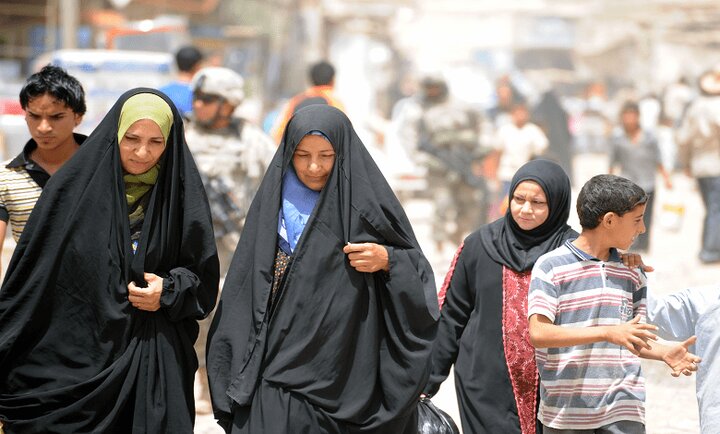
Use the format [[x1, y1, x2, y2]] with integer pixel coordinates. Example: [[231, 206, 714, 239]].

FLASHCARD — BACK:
[[343, 243, 389, 273], [128, 272, 164, 311]]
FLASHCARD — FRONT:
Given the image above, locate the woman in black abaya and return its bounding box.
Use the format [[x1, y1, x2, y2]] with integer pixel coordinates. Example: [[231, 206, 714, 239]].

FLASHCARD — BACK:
[[207, 104, 439, 433], [0, 89, 219, 433], [424, 159, 575, 434]]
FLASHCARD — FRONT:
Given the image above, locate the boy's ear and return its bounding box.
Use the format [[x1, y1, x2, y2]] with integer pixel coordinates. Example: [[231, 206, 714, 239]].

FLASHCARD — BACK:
[[601, 212, 615, 228]]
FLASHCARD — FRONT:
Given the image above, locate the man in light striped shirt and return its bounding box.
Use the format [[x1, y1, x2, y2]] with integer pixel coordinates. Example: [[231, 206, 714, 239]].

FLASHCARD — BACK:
[[528, 174, 700, 433], [0, 65, 86, 266]]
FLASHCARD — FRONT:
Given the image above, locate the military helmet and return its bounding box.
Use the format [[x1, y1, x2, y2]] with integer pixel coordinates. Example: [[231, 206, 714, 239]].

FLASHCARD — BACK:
[[191, 67, 245, 106]]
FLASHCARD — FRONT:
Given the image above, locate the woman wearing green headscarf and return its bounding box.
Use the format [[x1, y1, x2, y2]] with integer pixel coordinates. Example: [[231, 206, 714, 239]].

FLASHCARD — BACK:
[[0, 89, 219, 433]]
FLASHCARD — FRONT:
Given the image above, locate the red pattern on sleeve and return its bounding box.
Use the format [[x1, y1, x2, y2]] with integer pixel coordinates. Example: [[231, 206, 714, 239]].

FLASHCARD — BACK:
[[437, 242, 465, 309], [502, 266, 539, 434]]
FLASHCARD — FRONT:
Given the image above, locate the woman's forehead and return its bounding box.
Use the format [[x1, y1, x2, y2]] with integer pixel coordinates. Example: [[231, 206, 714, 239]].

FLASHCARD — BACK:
[[514, 180, 545, 195], [296, 134, 334, 151]]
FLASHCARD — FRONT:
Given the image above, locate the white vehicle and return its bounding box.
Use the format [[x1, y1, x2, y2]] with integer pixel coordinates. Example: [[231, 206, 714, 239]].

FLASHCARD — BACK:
[[33, 49, 174, 133]]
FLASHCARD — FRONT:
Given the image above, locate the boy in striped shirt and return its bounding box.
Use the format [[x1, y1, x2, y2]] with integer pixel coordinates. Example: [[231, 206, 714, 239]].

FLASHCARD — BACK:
[[0, 65, 86, 267], [528, 174, 700, 433]]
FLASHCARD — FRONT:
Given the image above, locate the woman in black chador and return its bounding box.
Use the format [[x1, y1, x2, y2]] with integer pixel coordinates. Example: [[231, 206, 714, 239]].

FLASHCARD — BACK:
[[423, 159, 575, 434], [0, 89, 219, 433], [207, 105, 439, 433]]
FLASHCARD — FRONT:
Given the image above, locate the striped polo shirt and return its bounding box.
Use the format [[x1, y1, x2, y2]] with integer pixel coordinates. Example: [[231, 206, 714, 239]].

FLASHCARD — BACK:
[[0, 134, 86, 242], [528, 239, 648, 430]]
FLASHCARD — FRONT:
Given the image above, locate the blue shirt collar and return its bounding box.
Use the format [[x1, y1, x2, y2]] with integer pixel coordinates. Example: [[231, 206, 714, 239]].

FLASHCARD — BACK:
[[565, 239, 621, 262]]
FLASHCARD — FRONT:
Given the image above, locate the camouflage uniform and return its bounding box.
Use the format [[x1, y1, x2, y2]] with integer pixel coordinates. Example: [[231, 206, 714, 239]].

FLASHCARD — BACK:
[[184, 66, 277, 411], [184, 116, 275, 399], [418, 99, 492, 249], [185, 118, 275, 276]]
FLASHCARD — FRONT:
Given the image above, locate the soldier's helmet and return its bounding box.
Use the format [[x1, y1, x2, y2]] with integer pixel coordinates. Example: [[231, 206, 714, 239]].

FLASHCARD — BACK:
[[191, 67, 245, 106], [419, 74, 449, 105]]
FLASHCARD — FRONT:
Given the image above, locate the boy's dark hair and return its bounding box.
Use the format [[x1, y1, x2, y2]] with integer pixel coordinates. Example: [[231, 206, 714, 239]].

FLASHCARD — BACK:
[[20, 64, 86, 115], [620, 100, 640, 115], [309, 61, 335, 86], [510, 101, 528, 112], [577, 174, 648, 229], [175, 45, 204, 72]]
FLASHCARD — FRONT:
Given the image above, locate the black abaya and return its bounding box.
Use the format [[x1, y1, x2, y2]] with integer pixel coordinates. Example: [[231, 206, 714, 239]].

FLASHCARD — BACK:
[[207, 105, 439, 433], [424, 160, 576, 434], [0, 88, 219, 433]]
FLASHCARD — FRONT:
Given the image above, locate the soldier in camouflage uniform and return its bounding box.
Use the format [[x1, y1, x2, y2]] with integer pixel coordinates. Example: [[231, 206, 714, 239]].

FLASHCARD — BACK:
[[185, 67, 275, 275], [415, 76, 492, 252], [184, 66, 275, 413]]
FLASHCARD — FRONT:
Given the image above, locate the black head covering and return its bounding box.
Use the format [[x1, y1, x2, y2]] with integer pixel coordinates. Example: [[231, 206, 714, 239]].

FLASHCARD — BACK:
[[207, 105, 438, 431], [0, 88, 219, 432], [480, 159, 576, 271]]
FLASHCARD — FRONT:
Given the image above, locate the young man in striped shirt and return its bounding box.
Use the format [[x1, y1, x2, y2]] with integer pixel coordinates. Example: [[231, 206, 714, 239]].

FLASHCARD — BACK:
[[0, 65, 86, 266], [528, 174, 700, 433]]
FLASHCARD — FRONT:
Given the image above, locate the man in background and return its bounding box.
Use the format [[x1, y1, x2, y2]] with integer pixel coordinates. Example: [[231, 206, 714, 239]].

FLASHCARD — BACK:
[[270, 60, 344, 142], [159, 45, 204, 117], [677, 69, 720, 263]]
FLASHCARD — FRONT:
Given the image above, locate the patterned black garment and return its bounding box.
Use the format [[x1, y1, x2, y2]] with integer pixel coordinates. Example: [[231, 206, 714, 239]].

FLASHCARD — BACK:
[[270, 248, 291, 309]]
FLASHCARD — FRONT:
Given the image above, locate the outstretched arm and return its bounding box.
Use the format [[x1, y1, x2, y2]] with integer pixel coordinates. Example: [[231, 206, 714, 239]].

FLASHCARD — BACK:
[[529, 314, 659, 356], [423, 244, 474, 396], [639, 336, 701, 377]]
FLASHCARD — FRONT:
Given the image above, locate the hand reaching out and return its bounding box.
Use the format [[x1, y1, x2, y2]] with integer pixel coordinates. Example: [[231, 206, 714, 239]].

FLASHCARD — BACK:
[[663, 336, 702, 377]]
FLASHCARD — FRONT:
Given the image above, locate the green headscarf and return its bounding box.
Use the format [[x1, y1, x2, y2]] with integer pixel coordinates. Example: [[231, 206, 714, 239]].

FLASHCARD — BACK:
[[117, 93, 173, 146], [118, 93, 173, 219]]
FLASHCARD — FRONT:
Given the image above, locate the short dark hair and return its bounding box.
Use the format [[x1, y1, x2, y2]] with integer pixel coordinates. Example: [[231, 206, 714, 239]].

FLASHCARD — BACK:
[[175, 45, 204, 72], [620, 100, 640, 115], [20, 64, 86, 115], [309, 61, 335, 86], [576, 174, 647, 229]]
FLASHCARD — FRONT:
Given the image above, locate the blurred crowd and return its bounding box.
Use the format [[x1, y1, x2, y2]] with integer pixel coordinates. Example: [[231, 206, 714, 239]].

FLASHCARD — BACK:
[[382, 65, 720, 263]]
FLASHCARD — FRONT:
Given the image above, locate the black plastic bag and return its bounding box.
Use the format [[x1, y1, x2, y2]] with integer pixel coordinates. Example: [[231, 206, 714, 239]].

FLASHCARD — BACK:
[[417, 397, 460, 434]]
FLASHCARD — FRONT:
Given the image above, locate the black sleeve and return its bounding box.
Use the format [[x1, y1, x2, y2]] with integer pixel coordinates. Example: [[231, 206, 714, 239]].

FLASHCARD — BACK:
[[0, 206, 8, 223], [423, 247, 475, 396], [160, 266, 216, 321]]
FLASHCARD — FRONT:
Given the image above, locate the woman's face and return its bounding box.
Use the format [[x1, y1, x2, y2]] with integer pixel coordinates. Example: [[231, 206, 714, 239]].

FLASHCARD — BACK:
[[292, 134, 336, 191], [510, 180, 549, 231], [119, 119, 167, 175]]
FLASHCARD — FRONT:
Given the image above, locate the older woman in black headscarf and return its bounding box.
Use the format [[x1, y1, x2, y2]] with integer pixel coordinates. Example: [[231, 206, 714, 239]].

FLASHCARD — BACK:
[[207, 104, 439, 433], [0, 88, 219, 433], [423, 159, 576, 434], [424, 160, 652, 434]]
